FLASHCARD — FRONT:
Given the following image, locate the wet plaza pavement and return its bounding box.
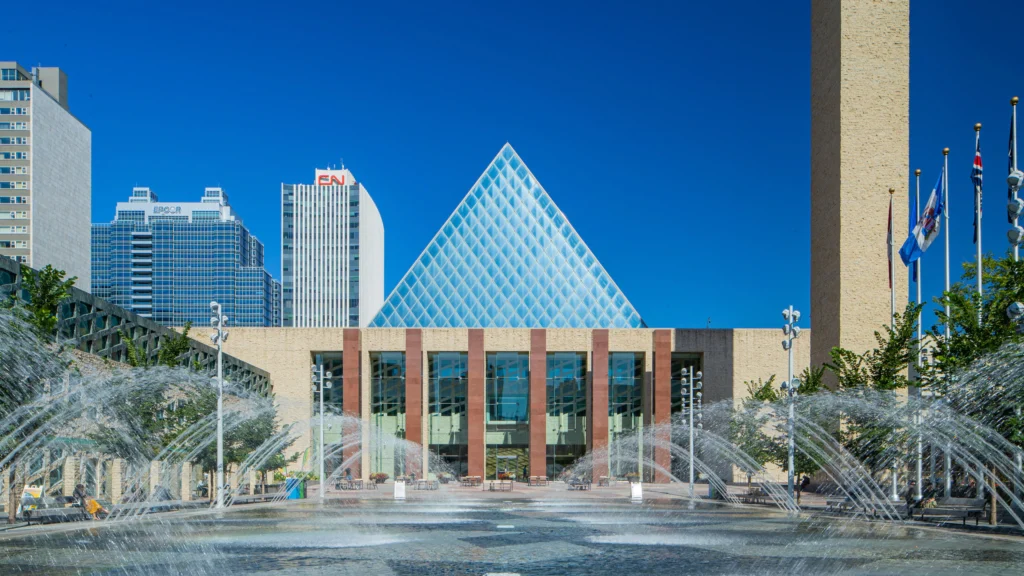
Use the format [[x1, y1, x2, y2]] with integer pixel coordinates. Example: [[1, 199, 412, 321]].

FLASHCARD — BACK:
[[1, 493, 1022, 575]]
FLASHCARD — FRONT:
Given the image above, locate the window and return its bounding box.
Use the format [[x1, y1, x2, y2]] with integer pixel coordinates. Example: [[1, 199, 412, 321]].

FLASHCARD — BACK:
[[0, 226, 28, 234], [0, 240, 27, 248], [0, 108, 28, 115], [0, 90, 30, 101], [0, 69, 24, 81], [0, 167, 27, 175], [0, 152, 27, 159], [0, 196, 28, 203], [546, 352, 588, 479], [0, 122, 27, 130], [0, 182, 28, 189], [0, 137, 28, 145], [6, 211, 28, 219]]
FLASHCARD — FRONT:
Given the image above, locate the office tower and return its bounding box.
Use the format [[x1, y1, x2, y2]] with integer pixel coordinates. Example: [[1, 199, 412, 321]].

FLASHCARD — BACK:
[[282, 168, 384, 327], [0, 62, 91, 285], [91, 187, 281, 326]]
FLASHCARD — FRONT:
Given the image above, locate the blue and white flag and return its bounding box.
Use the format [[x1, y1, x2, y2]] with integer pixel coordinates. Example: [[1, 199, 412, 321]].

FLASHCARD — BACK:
[[900, 170, 945, 266]]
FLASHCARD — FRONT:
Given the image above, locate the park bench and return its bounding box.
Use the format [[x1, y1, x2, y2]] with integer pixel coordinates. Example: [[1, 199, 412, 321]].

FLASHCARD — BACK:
[[24, 506, 90, 525], [568, 479, 591, 491], [912, 497, 988, 526], [741, 487, 767, 504], [460, 476, 482, 487], [414, 480, 440, 490], [528, 476, 548, 486], [489, 480, 513, 492], [597, 476, 611, 487], [336, 479, 364, 490]]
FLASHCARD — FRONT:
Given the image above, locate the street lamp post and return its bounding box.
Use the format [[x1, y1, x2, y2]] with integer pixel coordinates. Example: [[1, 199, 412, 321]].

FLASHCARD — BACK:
[[311, 362, 332, 501], [781, 305, 801, 503], [685, 366, 703, 500], [209, 301, 229, 509]]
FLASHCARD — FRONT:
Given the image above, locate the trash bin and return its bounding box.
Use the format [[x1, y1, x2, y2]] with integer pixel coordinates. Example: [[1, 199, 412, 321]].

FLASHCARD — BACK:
[[284, 478, 300, 500]]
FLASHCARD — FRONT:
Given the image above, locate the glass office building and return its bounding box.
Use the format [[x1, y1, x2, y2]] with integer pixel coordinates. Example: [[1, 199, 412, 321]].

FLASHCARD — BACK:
[[91, 187, 281, 327], [370, 143, 644, 329]]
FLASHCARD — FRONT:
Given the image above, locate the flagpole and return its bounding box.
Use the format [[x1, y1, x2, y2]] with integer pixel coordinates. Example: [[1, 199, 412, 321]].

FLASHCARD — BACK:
[[889, 188, 896, 329], [975, 124, 983, 321], [944, 147, 951, 341], [914, 169, 924, 501], [1014, 97, 1020, 262], [915, 169, 922, 347]]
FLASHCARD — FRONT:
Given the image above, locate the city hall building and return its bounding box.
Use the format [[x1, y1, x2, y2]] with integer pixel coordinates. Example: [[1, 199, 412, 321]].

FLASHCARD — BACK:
[[221, 145, 809, 482]]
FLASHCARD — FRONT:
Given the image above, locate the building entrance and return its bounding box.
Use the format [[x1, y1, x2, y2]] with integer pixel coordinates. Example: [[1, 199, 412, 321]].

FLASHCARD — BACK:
[[486, 446, 528, 480]]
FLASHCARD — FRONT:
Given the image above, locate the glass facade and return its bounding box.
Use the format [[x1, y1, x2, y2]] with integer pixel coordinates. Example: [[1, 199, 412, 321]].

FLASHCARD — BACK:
[[90, 191, 280, 327], [485, 352, 530, 479], [312, 352, 344, 475], [609, 352, 645, 478], [370, 352, 406, 478], [370, 144, 645, 329], [428, 352, 468, 478], [546, 352, 587, 479], [670, 352, 702, 479]]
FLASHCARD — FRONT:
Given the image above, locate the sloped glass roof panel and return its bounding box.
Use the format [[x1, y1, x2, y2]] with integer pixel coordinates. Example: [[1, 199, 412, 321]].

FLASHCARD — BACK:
[[369, 143, 645, 328]]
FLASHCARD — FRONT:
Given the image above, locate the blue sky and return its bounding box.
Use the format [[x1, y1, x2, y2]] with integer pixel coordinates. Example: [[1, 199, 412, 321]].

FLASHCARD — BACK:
[[6, 0, 1020, 329]]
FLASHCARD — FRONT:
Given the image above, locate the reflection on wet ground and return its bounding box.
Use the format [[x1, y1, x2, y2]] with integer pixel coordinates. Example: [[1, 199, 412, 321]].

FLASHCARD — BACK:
[[1, 498, 1021, 575]]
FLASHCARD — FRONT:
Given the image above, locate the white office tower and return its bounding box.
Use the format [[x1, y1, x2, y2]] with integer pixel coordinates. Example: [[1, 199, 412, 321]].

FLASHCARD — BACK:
[[0, 62, 90, 286], [282, 168, 384, 327]]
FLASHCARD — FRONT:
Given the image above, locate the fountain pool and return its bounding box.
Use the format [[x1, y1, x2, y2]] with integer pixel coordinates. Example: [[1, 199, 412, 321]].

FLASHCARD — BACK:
[[1, 495, 1021, 575]]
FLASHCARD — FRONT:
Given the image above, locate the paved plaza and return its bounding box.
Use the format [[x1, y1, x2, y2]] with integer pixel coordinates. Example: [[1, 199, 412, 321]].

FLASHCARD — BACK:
[[1, 484, 1022, 575]]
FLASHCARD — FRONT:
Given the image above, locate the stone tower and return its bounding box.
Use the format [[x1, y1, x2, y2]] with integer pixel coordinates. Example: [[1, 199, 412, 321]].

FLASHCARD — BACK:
[[810, 0, 910, 376]]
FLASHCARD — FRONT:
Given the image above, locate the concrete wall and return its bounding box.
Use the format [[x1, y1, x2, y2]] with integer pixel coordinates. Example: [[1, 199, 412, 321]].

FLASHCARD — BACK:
[[30, 83, 91, 287], [811, 0, 909, 379]]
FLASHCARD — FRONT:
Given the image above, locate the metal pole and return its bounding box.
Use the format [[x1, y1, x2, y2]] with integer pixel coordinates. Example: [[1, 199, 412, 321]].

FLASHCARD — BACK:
[[319, 365, 325, 501], [1014, 97, 1020, 262], [921, 168, 929, 500], [944, 148, 951, 341], [216, 321, 224, 509], [888, 192, 900, 503], [915, 413, 923, 500], [944, 445, 952, 498], [688, 366, 694, 500], [974, 125, 983, 326], [787, 325, 795, 503]]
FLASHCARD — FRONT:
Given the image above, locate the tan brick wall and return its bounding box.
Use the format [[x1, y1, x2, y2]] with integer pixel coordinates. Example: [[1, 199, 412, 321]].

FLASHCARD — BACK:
[[731, 329, 811, 404], [811, 0, 910, 380], [221, 328, 346, 456]]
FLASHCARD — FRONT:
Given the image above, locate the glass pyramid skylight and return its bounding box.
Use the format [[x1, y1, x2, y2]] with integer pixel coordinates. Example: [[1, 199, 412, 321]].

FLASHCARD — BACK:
[[369, 144, 645, 329]]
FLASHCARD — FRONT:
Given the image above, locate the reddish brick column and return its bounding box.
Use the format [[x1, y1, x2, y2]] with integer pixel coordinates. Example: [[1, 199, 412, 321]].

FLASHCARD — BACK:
[[590, 330, 609, 479], [405, 329, 423, 476], [530, 329, 547, 478], [467, 329, 485, 478], [653, 330, 672, 483], [342, 329, 361, 477]]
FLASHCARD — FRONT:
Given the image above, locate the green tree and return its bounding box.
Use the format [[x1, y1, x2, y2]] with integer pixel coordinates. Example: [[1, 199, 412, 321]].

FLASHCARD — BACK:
[[826, 302, 921, 391], [157, 322, 193, 367], [927, 254, 1024, 385], [19, 264, 76, 339]]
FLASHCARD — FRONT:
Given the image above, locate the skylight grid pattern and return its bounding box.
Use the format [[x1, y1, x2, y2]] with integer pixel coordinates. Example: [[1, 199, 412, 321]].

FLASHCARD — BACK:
[[369, 144, 644, 328]]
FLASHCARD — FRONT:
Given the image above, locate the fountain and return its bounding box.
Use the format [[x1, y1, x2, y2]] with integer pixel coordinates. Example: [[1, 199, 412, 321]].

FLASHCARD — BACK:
[[2, 306, 1024, 574]]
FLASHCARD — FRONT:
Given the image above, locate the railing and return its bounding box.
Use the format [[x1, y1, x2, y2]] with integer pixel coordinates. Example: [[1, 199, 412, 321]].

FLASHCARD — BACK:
[[0, 255, 271, 396]]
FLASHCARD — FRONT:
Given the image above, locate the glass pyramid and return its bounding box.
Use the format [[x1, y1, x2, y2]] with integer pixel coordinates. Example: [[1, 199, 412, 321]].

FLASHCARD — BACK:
[[369, 143, 645, 329]]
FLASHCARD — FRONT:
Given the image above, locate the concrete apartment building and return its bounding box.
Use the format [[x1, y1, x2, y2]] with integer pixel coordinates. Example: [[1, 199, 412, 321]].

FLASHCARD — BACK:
[[0, 62, 91, 287]]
